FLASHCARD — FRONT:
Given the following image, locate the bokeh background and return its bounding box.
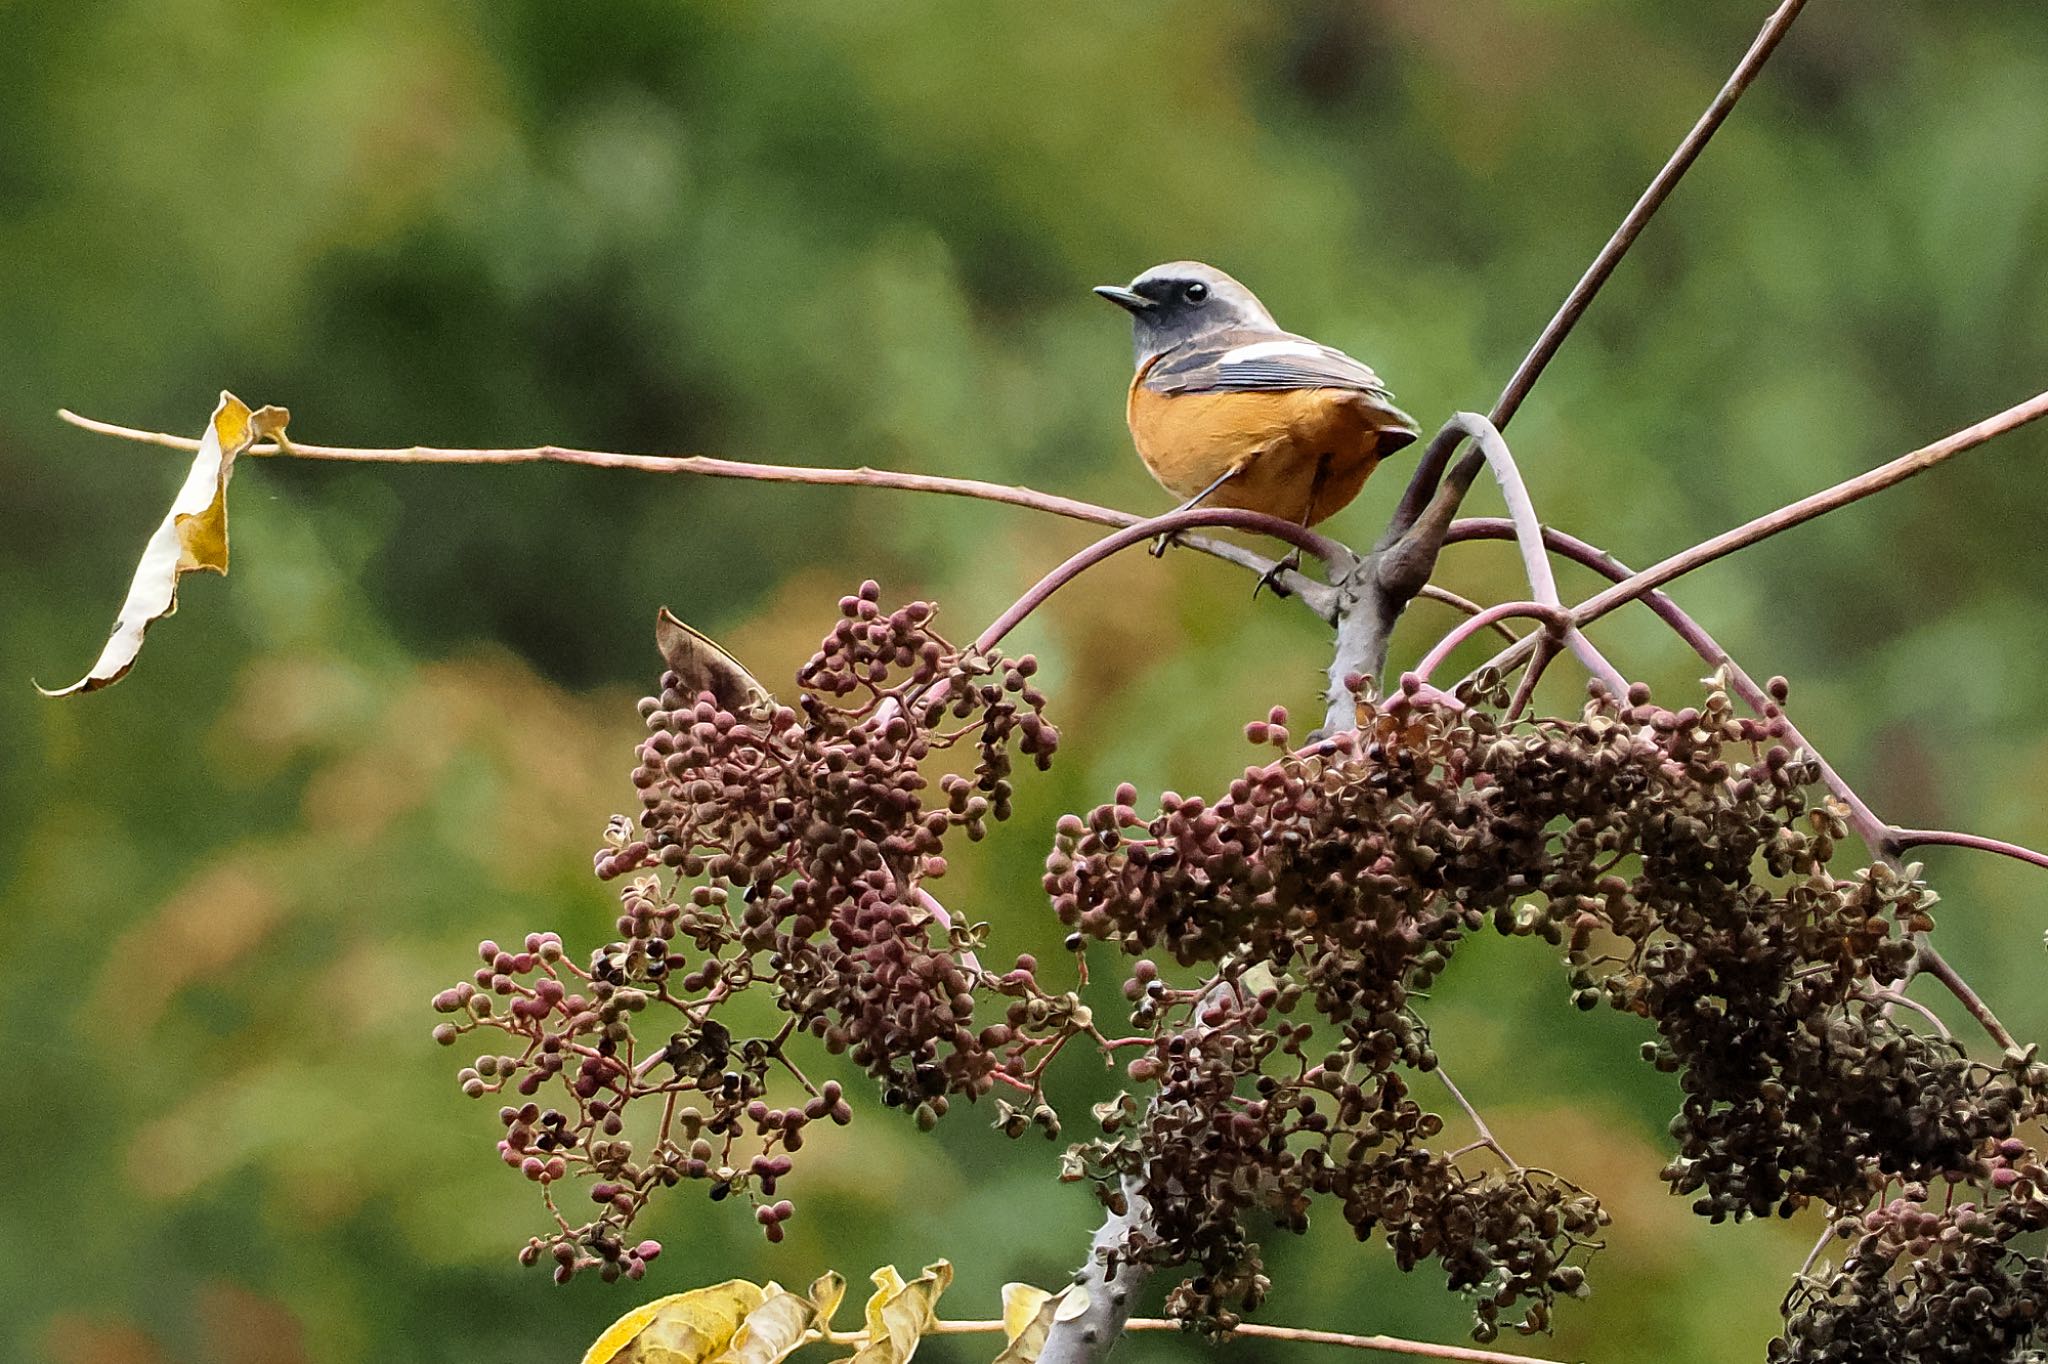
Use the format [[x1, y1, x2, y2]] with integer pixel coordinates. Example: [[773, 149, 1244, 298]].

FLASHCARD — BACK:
[[6, 3, 2048, 1361]]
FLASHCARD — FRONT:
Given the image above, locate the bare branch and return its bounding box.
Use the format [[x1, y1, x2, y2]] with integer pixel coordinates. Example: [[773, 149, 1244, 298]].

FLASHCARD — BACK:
[[1410, 601, 1565, 685], [1914, 941, 2020, 1053], [1885, 827, 2048, 875], [1123, 1318, 1566, 1364], [1417, 584, 1522, 642], [1554, 388, 2048, 635], [1383, 0, 1813, 556], [56, 408, 1338, 613], [973, 507, 1355, 656], [1489, 0, 1811, 430]]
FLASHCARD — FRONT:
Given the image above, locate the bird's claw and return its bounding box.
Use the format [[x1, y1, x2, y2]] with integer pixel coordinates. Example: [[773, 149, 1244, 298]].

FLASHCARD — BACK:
[[1252, 551, 1303, 600], [1149, 531, 1182, 558]]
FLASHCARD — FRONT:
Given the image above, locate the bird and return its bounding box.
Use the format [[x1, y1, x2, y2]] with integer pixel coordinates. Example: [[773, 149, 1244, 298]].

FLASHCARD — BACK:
[[1094, 261, 1420, 569]]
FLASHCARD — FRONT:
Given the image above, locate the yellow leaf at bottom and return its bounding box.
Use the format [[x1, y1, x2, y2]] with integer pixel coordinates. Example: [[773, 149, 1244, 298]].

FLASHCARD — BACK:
[[717, 1285, 818, 1364], [834, 1262, 953, 1364], [583, 1281, 769, 1364]]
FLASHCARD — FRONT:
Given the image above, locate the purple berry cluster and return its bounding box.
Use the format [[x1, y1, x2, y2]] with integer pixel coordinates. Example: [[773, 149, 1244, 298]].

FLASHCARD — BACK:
[[433, 582, 1076, 1279], [1775, 1138, 2048, 1362], [1047, 675, 2038, 1340]]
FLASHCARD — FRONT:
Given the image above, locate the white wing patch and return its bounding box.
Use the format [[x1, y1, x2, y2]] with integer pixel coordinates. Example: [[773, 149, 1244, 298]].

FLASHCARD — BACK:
[[1219, 339, 1325, 365]]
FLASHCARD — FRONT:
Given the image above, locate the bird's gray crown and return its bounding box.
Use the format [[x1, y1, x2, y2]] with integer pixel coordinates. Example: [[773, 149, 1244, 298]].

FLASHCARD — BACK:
[[1095, 261, 1280, 366]]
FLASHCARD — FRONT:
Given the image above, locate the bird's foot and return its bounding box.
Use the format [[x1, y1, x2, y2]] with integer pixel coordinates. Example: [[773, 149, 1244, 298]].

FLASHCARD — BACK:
[[1252, 550, 1303, 600], [1148, 531, 1183, 558]]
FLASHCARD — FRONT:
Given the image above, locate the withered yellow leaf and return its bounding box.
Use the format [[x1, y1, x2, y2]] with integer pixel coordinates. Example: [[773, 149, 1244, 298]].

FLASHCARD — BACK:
[[991, 1283, 1055, 1364], [809, 1272, 848, 1327], [655, 607, 774, 714], [999, 1284, 1052, 1343], [39, 391, 287, 696], [714, 1283, 818, 1364], [991, 1283, 1086, 1364], [833, 1262, 952, 1364], [582, 1280, 768, 1364]]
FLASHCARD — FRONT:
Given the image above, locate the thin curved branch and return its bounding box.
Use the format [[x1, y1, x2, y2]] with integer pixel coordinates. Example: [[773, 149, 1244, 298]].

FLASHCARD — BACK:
[[1914, 942, 2019, 1053], [1488, 0, 1810, 430], [1380, 0, 1811, 550], [1122, 1319, 1562, 1363], [1445, 518, 2032, 1056], [1551, 388, 2048, 636], [1445, 414, 1630, 699], [1410, 602, 1564, 685], [973, 507, 1354, 656], [56, 408, 1339, 614], [1418, 584, 1521, 641], [1884, 827, 2048, 875]]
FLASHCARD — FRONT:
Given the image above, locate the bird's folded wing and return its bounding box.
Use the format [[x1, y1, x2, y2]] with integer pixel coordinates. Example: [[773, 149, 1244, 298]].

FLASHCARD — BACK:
[[1146, 331, 1400, 402]]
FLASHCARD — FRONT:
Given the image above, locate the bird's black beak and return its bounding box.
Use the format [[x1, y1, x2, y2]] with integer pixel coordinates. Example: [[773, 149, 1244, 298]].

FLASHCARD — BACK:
[[1093, 284, 1153, 312]]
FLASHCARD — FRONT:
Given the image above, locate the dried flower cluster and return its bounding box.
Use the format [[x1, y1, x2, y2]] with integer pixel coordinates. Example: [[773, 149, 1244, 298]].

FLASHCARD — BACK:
[[433, 573, 2040, 1355], [432, 582, 1077, 1279], [1774, 1138, 2048, 1362], [1047, 676, 2040, 1340]]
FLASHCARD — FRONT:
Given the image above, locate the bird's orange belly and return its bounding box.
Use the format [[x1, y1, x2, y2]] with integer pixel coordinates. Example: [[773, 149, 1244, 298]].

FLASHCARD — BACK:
[[1126, 385, 1389, 526]]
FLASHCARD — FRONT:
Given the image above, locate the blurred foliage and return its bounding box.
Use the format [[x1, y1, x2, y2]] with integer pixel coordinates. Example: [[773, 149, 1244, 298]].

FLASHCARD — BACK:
[[5, 3, 2048, 1362]]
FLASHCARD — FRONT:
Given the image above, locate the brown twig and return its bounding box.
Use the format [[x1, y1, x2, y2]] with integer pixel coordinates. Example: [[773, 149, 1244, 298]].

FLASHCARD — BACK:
[[1445, 517, 2035, 1056], [1545, 388, 2048, 640], [1124, 1319, 1561, 1363], [1487, 0, 1811, 431], [1914, 941, 2019, 1052], [927, 1317, 1560, 1364], [1378, 0, 1812, 557], [55, 407, 1338, 613], [1329, 0, 1814, 725], [1885, 827, 2048, 874]]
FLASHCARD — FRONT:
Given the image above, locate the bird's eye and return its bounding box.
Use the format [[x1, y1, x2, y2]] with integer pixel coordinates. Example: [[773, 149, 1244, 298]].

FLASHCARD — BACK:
[[1184, 281, 1209, 303]]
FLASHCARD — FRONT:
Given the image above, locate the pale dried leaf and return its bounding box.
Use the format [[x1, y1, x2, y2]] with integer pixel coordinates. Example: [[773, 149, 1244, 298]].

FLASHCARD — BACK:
[[991, 1283, 1056, 1364], [582, 1281, 768, 1364], [834, 1261, 952, 1364], [656, 608, 773, 713], [40, 392, 288, 696], [999, 1284, 1052, 1342], [714, 1283, 817, 1364], [809, 1272, 848, 1327], [990, 1283, 1088, 1364]]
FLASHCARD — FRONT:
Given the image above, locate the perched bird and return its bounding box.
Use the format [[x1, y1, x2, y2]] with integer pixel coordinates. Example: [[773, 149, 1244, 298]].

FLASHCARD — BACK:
[[1095, 261, 1420, 550]]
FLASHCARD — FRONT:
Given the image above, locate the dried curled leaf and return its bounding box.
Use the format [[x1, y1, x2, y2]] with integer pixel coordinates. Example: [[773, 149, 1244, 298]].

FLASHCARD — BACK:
[[656, 607, 773, 714], [808, 1273, 848, 1330], [39, 391, 287, 696], [719, 1284, 820, 1364], [991, 1282, 1085, 1364], [582, 1280, 767, 1364], [834, 1262, 953, 1364], [583, 1266, 952, 1364]]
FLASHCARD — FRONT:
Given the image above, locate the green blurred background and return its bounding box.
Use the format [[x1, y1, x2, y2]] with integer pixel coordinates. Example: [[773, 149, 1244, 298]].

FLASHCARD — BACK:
[[6, 3, 2048, 1361]]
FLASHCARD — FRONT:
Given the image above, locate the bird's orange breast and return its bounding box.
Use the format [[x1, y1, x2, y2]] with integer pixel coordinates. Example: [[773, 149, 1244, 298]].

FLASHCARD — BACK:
[[1125, 374, 1403, 526]]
